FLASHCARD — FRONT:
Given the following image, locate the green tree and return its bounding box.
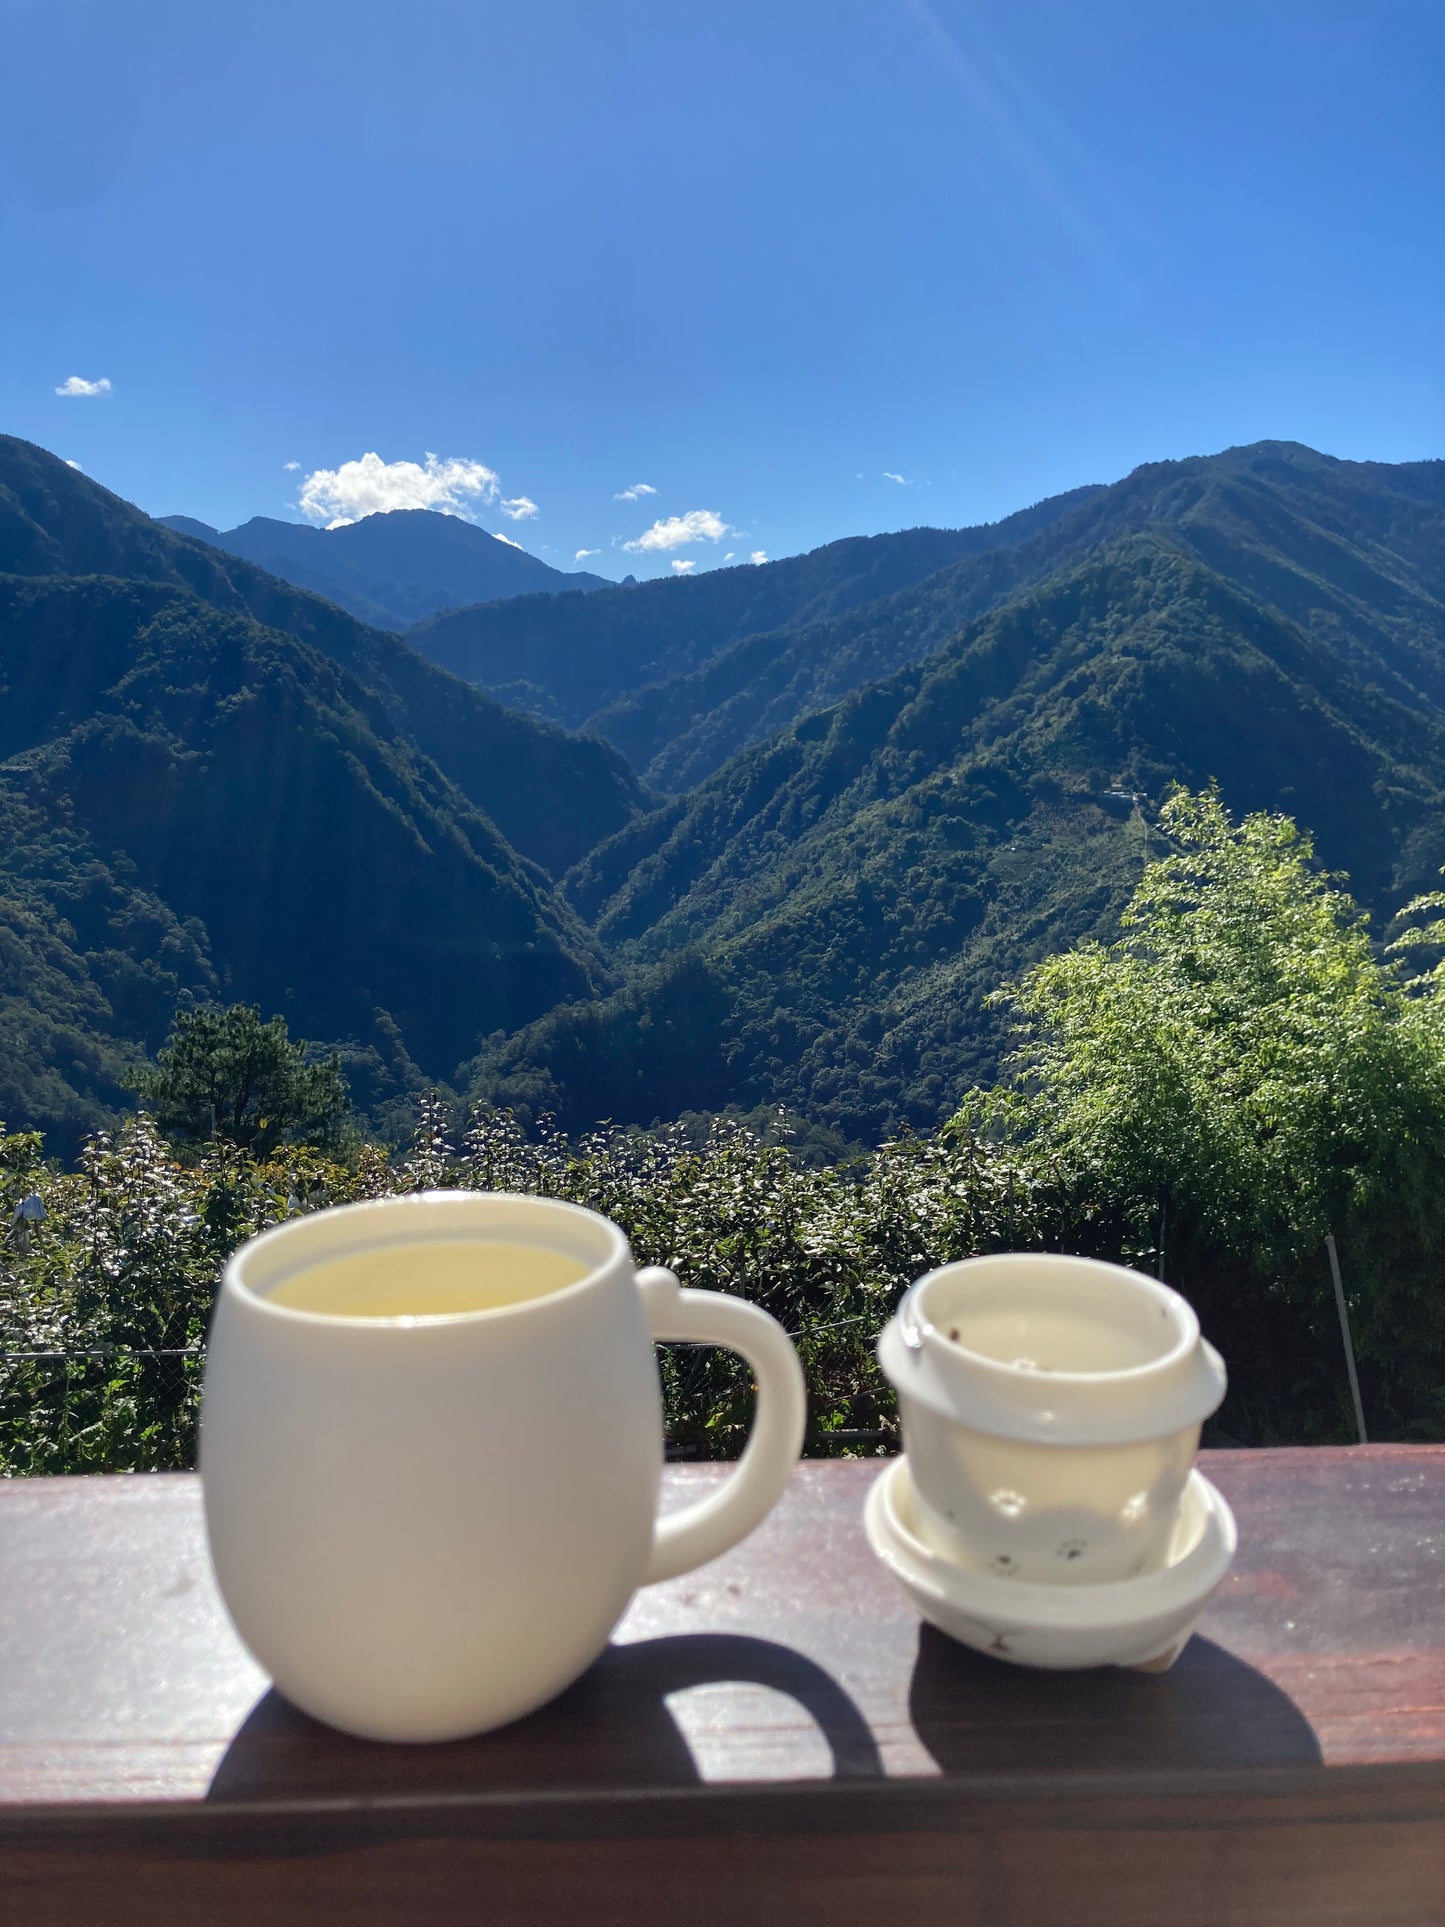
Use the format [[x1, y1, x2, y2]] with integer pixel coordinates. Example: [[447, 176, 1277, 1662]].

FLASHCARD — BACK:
[[965, 787, 1445, 1440], [132, 1005, 350, 1157]]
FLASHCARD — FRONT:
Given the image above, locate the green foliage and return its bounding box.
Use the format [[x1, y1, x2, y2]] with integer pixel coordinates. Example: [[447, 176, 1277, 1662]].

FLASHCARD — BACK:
[[466, 949, 735, 1132], [968, 788, 1445, 1441], [0, 776, 221, 1157], [131, 1004, 350, 1156], [0, 1113, 359, 1473], [1, 1101, 1092, 1475]]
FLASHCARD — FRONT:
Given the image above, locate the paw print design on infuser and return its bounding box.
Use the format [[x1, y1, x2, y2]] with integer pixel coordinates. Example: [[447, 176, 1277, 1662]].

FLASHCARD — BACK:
[[989, 1551, 1020, 1576], [1056, 1538, 1088, 1563]]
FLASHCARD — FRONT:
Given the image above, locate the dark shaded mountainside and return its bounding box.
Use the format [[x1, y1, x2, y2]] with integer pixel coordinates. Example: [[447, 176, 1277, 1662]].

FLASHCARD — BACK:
[[158, 507, 608, 632], [463, 444, 1445, 1141], [0, 438, 643, 1147], [2, 439, 646, 874]]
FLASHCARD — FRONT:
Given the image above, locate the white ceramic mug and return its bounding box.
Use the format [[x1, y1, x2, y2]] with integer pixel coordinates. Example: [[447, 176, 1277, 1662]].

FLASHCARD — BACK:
[[201, 1191, 807, 1742], [877, 1254, 1226, 1584]]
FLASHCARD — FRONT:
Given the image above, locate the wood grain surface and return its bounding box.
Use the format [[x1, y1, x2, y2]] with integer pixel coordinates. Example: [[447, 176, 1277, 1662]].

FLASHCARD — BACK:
[[2, 1448, 1443, 1926]]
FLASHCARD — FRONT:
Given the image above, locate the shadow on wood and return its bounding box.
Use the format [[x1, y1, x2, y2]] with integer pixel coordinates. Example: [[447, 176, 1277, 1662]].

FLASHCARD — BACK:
[[908, 1628, 1324, 1776], [207, 1632, 885, 1803]]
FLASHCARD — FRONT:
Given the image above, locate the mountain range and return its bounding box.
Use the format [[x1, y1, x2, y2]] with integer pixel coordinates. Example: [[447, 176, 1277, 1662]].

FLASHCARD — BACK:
[[5, 432, 1444, 1152], [0, 437, 639, 1146], [157, 508, 609, 631], [407, 488, 1103, 741], [415, 445, 1445, 793], [463, 442, 1445, 1137]]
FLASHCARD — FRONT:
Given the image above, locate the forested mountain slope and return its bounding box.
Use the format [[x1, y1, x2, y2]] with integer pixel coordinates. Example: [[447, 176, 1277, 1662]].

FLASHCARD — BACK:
[[0, 573, 609, 1150], [158, 507, 608, 631], [408, 487, 1105, 727], [471, 529, 1445, 1140], [591, 442, 1445, 790], [410, 443, 1445, 796], [1, 439, 645, 874]]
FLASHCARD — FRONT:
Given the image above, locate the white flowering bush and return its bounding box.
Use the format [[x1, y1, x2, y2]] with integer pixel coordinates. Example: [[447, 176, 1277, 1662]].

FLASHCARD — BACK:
[[1, 1099, 1081, 1474]]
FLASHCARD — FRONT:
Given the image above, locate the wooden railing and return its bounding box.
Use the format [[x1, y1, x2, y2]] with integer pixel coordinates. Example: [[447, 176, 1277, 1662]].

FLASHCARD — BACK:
[[2, 1449, 1443, 1925]]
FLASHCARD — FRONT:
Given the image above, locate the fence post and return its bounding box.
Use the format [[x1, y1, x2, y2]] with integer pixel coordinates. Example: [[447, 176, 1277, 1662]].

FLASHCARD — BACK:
[[1325, 1233, 1368, 1445]]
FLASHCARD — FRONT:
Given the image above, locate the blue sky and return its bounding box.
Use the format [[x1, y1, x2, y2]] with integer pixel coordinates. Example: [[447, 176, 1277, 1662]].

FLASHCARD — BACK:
[[2, 0, 1440, 580]]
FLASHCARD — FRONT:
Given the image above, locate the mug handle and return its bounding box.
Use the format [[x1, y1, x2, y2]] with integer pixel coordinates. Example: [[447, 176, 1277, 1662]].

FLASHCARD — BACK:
[[638, 1267, 807, 1585]]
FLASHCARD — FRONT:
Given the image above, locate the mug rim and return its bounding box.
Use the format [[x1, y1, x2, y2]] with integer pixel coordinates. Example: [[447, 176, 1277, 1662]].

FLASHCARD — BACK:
[[223, 1190, 631, 1329]]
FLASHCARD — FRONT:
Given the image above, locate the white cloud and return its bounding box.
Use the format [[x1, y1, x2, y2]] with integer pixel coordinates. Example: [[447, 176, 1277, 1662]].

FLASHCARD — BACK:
[[297, 450, 501, 529], [614, 482, 657, 502], [55, 375, 111, 397], [283, 460, 300, 472], [500, 495, 539, 521], [750, 550, 768, 565], [722, 551, 735, 561], [882, 471, 910, 485], [623, 508, 731, 554], [671, 558, 696, 573], [575, 547, 601, 561], [492, 530, 524, 549]]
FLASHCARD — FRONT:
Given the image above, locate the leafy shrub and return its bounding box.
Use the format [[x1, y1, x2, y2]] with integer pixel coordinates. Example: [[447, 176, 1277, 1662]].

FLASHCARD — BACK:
[[1, 1097, 1082, 1474], [969, 788, 1445, 1442]]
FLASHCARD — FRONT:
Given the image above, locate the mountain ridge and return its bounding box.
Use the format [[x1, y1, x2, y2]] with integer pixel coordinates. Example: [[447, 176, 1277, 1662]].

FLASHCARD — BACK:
[[407, 486, 1107, 727], [585, 441, 1445, 790], [406, 441, 1445, 798], [7, 431, 1445, 1158], [469, 472, 1445, 1140], [0, 436, 647, 875], [158, 506, 609, 631]]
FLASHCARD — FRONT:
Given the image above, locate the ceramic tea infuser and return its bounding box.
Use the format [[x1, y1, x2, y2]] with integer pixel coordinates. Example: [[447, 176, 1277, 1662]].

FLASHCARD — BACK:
[[877, 1253, 1227, 1584]]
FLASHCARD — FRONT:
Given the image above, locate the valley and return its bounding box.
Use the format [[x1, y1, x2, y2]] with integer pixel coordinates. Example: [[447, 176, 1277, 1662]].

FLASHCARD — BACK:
[[4, 433, 1443, 1152]]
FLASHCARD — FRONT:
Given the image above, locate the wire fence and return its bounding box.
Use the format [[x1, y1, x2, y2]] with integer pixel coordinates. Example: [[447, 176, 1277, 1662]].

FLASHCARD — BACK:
[[0, 1348, 205, 1476]]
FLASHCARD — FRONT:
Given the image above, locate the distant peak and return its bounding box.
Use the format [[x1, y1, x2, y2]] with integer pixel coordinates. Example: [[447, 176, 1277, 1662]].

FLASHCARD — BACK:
[[157, 513, 220, 539]]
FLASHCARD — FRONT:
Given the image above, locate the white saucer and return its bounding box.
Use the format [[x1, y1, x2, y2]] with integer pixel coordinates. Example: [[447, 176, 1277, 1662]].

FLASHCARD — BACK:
[[864, 1457, 1236, 1672]]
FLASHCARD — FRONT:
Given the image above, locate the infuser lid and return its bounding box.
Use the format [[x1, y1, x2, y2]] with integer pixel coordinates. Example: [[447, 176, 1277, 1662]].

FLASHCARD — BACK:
[[877, 1254, 1228, 1446]]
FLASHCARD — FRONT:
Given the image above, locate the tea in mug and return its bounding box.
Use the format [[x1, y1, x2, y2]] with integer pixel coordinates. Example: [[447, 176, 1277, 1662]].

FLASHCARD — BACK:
[[265, 1239, 590, 1319]]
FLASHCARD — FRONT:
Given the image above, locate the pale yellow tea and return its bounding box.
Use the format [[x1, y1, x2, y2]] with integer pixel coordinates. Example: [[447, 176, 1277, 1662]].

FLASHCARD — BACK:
[[947, 1306, 1159, 1374], [265, 1239, 590, 1319]]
